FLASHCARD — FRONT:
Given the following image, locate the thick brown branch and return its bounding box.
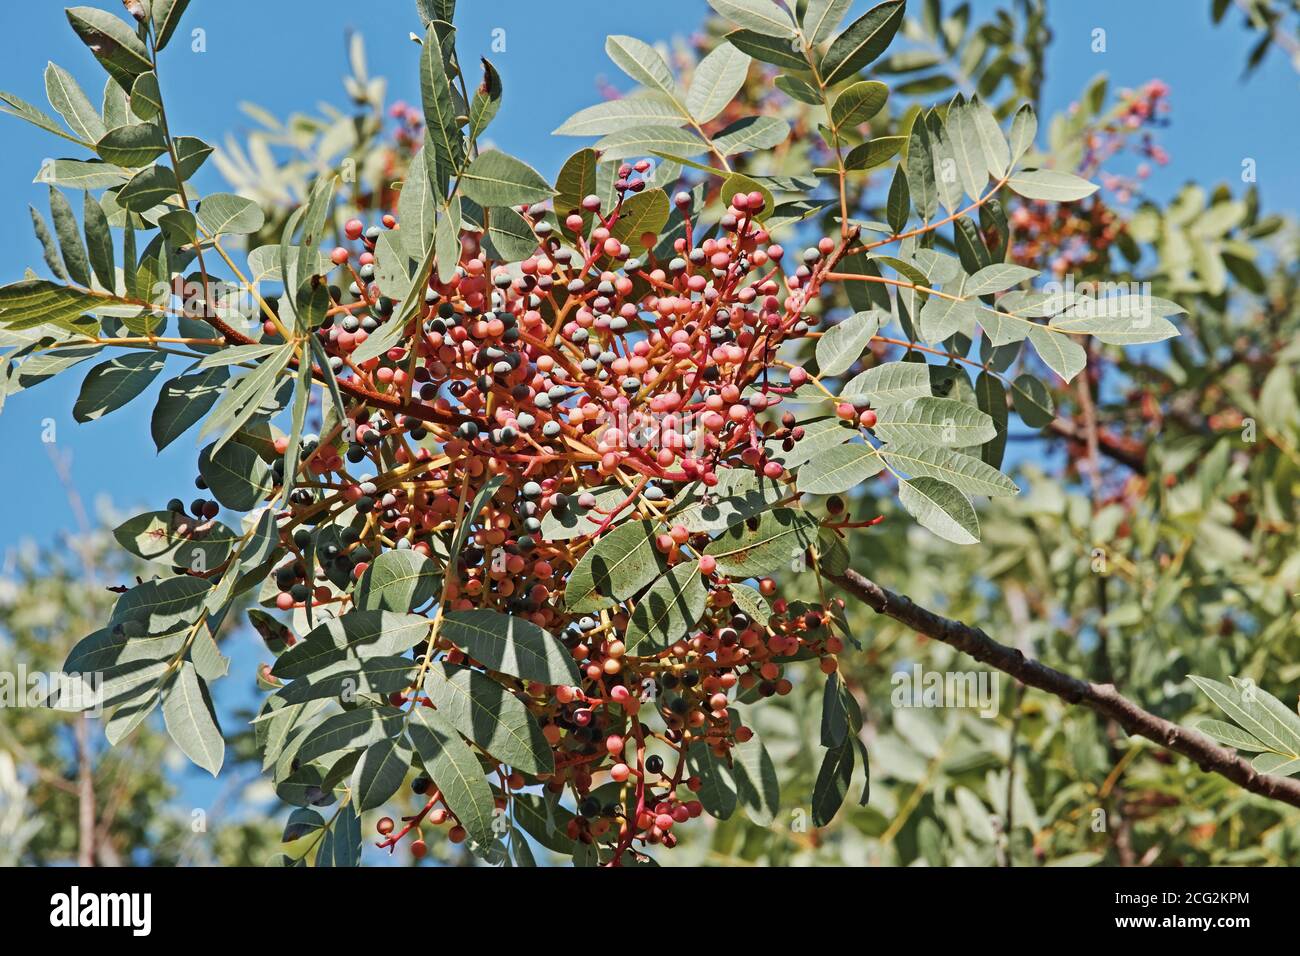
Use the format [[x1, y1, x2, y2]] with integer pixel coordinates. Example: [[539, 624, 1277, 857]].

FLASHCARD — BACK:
[[1048, 417, 1147, 474], [828, 567, 1300, 810]]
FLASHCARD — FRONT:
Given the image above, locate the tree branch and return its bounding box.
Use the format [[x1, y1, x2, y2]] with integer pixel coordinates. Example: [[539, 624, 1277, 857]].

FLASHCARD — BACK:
[[1048, 417, 1147, 474], [827, 567, 1300, 810]]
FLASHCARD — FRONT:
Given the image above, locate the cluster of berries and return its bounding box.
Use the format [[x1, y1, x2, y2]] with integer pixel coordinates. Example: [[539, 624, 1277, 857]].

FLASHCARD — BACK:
[[230, 160, 867, 861]]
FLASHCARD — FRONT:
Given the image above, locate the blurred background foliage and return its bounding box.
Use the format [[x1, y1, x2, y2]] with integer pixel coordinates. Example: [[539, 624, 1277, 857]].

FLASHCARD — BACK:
[[4, 0, 1299, 865]]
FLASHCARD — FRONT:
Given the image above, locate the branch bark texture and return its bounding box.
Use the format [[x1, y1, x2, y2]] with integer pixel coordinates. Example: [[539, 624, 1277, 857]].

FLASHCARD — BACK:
[[828, 567, 1300, 810]]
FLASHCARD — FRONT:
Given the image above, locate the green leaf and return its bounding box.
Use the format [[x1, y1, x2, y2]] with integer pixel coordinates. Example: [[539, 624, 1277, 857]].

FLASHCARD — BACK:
[[460, 149, 554, 207], [926, 109, 963, 213], [47, 187, 91, 288], [66, 7, 153, 89], [1197, 719, 1269, 753], [198, 345, 293, 449], [842, 361, 932, 406], [1006, 168, 1098, 202], [886, 166, 910, 233], [98, 78, 128, 128], [36, 159, 131, 191], [871, 396, 996, 446], [30, 205, 67, 282], [45, 62, 105, 144], [151, 366, 227, 450], [625, 562, 707, 652], [554, 148, 599, 216], [687, 44, 752, 124], [1189, 676, 1300, 757], [565, 519, 667, 612], [162, 662, 224, 776], [830, 80, 888, 129], [118, 164, 178, 212], [1026, 325, 1086, 382], [725, 30, 809, 71], [407, 706, 495, 846], [727, 582, 771, 626], [352, 737, 412, 811], [1048, 311, 1179, 345], [539, 484, 626, 541], [129, 71, 161, 121], [272, 656, 417, 707], [610, 188, 670, 244], [282, 807, 326, 843], [882, 442, 1018, 497], [0, 280, 99, 332], [773, 415, 856, 468], [114, 510, 239, 570], [555, 91, 685, 136], [803, 0, 854, 46], [316, 804, 361, 867], [109, 575, 211, 632], [816, 309, 883, 376], [732, 732, 781, 826], [439, 609, 580, 685], [1008, 104, 1036, 162], [665, 470, 785, 534], [96, 123, 167, 167], [812, 741, 854, 825], [907, 115, 937, 221], [945, 95, 987, 201], [796, 443, 884, 494], [150, 0, 192, 51], [844, 135, 906, 171], [73, 350, 164, 422], [398, 154, 436, 264], [485, 205, 538, 261], [419, 23, 464, 194], [354, 550, 437, 612], [173, 136, 213, 181], [975, 371, 1007, 468], [197, 193, 265, 237], [446, 474, 505, 576], [708, 0, 796, 36], [1252, 753, 1300, 776], [468, 56, 502, 145], [774, 73, 822, 104], [197, 440, 273, 511], [432, 195, 462, 285], [295, 706, 405, 765], [422, 662, 553, 774], [89, 660, 169, 710], [820, 0, 905, 85], [64, 624, 187, 674], [605, 35, 678, 96], [82, 191, 115, 291], [714, 115, 790, 154], [821, 671, 858, 748], [688, 740, 738, 819], [1009, 373, 1054, 427], [969, 96, 1009, 178], [898, 476, 980, 544], [273, 612, 432, 680], [594, 126, 707, 162], [705, 508, 820, 577], [964, 263, 1038, 296], [0, 89, 91, 146]]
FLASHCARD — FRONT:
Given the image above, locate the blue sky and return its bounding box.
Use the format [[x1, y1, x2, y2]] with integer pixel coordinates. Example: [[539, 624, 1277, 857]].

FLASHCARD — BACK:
[[0, 0, 1296, 551]]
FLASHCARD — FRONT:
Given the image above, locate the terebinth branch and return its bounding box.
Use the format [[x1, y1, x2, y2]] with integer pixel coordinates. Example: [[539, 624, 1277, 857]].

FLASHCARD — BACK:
[[827, 567, 1300, 811]]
